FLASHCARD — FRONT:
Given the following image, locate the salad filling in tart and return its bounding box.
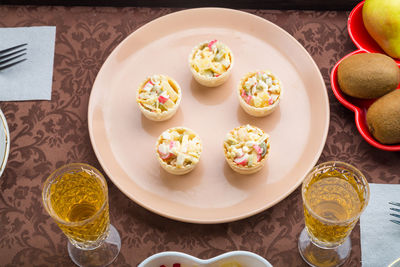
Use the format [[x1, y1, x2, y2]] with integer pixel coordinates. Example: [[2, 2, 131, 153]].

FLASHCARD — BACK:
[[136, 74, 182, 121], [189, 39, 234, 87], [223, 124, 270, 174], [238, 70, 282, 117], [156, 127, 202, 175]]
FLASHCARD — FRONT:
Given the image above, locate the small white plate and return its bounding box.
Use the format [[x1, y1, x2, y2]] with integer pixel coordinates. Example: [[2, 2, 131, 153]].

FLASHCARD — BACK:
[[0, 109, 9, 177], [138, 251, 273, 267]]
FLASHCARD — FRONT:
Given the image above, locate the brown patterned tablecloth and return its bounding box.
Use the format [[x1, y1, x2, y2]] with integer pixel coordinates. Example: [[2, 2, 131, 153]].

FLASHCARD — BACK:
[[1, 5, 399, 267]]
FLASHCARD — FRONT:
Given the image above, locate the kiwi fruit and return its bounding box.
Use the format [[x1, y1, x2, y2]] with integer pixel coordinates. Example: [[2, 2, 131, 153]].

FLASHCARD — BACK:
[[337, 53, 400, 99], [367, 90, 400, 144]]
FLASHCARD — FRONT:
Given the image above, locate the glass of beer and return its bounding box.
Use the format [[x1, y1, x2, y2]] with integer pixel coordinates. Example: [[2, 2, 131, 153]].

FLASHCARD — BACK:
[[42, 163, 121, 267], [298, 161, 370, 267]]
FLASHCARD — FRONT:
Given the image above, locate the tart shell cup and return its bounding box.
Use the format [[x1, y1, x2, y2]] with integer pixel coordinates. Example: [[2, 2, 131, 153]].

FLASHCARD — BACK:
[[156, 127, 202, 175], [237, 70, 283, 117], [223, 125, 270, 175], [225, 157, 267, 175], [137, 75, 182, 121], [188, 41, 234, 87]]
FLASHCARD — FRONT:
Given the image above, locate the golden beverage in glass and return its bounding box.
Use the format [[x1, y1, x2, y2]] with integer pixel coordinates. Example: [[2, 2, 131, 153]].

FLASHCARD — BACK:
[[298, 161, 369, 267], [42, 163, 121, 267]]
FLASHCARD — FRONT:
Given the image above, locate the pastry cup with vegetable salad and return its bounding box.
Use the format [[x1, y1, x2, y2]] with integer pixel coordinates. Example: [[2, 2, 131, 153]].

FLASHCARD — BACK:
[[189, 39, 234, 87], [136, 74, 182, 121], [238, 70, 283, 117], [223, 124, 270, 174], [156, 127, 202, 175]]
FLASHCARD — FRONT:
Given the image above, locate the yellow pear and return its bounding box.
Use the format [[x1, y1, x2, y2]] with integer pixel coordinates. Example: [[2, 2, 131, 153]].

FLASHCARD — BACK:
[[363, 0, 400, 59]]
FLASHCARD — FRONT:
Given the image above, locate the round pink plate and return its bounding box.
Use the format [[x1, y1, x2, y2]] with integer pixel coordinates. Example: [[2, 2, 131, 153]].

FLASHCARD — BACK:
[[88, 8, 329, 223]]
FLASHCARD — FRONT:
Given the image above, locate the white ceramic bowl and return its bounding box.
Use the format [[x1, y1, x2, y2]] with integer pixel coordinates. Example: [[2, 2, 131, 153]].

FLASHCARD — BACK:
[[138, 251, 273, 267], [0, 109, 10, 178], [389, 258, 400, 267]]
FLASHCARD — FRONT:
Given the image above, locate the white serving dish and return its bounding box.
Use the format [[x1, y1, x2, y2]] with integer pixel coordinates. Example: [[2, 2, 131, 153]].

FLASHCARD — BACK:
[[138, 251, 273, 267]]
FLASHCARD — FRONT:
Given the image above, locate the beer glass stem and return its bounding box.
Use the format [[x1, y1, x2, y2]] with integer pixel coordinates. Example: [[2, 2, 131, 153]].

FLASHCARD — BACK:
[[67, 224, 121, 267]]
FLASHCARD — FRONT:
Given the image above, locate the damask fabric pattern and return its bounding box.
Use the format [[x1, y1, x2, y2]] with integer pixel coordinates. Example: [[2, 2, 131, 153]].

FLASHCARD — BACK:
[[0, 5, 399, 267]]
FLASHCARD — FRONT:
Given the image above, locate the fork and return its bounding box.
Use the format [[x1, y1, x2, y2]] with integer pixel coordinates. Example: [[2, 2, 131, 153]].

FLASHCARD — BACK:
[[0, 43, 27, 71], [389, 201, 400, 225]]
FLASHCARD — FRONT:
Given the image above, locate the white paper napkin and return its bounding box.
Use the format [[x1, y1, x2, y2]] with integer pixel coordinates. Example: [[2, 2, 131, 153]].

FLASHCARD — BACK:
[[0, 26, 56, 101], [360, 183, 400, 266]]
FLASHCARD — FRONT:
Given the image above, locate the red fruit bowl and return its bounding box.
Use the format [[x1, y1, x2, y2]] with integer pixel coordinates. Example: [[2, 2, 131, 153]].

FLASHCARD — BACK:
[[331, 50, 400, 151], [330, 1, 400, 151]]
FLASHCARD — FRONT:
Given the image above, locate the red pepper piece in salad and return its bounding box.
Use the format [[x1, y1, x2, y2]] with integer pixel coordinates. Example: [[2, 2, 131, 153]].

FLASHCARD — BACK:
[[208, 39, 218, 51], [158, 95, 169, 104], [234, 154, 248, 165]]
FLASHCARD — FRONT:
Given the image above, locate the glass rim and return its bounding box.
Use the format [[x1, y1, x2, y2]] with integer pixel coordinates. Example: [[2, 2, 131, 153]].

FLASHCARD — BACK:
[[42, 163, 109, 227], [301, 161, 370, 225]]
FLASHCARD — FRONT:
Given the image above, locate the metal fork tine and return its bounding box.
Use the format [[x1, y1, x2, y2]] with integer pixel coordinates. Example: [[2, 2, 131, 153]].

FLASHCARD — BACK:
[[389, 202, 400, 226], [389, 201, 400, 207], [0, 44, 28, 71], [0, 43, 27, 54], [390, 220, 400, 225], [0, 48, 27, 61], [0, 58, 27, 71], [0, 52, 26, 66], [390, 213, 400, 219]]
